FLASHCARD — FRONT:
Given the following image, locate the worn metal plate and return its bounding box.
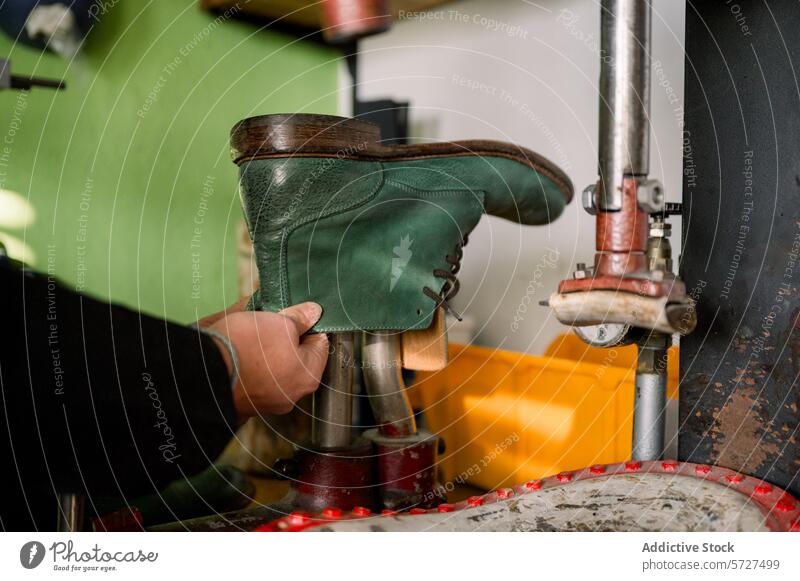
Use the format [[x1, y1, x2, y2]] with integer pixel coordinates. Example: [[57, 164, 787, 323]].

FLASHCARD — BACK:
[[680, 0, 800, 496], [256, 461, 800, 532]]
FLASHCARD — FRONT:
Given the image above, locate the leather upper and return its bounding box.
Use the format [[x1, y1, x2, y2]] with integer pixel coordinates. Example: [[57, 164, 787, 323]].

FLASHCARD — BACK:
[[239, 154, 569, 332]]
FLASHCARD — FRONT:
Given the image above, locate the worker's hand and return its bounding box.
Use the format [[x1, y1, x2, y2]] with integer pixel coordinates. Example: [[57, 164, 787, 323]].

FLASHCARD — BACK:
[[207, 302, 329, 419], [195, 296, 251, 329]]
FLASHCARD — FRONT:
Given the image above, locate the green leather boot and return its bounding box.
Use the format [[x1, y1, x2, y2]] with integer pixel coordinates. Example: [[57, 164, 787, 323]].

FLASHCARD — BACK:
[[231, 114, 573, 333]]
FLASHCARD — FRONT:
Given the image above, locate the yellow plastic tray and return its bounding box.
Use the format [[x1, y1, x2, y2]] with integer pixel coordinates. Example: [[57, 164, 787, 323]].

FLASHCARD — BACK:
[[408, 334, 678, 490]]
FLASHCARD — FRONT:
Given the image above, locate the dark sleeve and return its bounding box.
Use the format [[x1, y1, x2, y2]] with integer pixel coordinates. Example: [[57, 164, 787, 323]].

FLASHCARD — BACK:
[[0, 260, 238, 501]]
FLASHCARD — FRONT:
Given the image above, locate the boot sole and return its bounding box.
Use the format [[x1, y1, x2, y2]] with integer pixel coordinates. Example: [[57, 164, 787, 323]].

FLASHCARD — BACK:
[[230, 113, 573, 202]]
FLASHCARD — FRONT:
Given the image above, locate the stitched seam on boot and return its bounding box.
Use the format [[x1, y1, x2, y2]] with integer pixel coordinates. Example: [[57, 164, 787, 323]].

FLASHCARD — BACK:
[[277, 163, 386, 307], [384, 178, 485, 204]]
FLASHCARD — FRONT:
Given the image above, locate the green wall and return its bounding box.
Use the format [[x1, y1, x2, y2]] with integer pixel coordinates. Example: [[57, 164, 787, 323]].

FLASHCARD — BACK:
[[0, 1, 339, 322]]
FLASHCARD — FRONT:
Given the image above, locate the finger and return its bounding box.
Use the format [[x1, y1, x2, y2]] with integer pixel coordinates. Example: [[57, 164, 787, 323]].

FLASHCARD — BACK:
[[298, 333, 329, 384], [226, 296, 251, 314], [196, 296, 252, 328], [278, 302, 323, 336]]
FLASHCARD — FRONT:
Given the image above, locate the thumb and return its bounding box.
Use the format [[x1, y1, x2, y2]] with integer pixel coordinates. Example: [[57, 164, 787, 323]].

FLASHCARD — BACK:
[[279, 301, 323, 336], [299, 333, 330, 380]]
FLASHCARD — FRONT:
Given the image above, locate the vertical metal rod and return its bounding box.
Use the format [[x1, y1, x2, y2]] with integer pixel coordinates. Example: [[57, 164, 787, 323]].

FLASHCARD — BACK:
[[632, 333, 669, 460], [361, 331, 417, 437], [312, 332, 355, 449], [598, 0, 652, 210], [56, 493, 85, 532]]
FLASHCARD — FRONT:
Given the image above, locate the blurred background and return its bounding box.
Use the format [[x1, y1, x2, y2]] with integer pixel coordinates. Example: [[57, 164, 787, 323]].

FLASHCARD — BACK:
[[0, 0, 684, 355]]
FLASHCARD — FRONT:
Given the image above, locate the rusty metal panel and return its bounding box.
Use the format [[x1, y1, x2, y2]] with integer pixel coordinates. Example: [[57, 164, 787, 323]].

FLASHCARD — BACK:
[[679, 0, 800, 496]]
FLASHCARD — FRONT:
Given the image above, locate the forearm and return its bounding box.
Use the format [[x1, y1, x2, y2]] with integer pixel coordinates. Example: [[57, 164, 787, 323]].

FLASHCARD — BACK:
[[0, 261, 238, 499]]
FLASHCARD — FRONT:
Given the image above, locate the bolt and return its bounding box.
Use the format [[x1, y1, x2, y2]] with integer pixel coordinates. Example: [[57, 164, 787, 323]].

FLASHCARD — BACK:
[[525, 480, 542, 490], [695, 465, 711, 475], [582, 184, 598, 215], [726, 474, 744, 485], [661, 461, 677, 471], [467, 496, 485, 507], [496, 488, 514, 499], [649, 220, 671, 238], [589, 465, 606, 475], [776, 498, 796, 512], [352, 506, 371, 516], [754, 484, 773, 495], [409, 507, 428, 515], [573, 262, 590, 279], [322, 507, 342, 519], [381, 509, 398, 516], [556, 472, 572, 482], [625, 461, 641, 471], [636, 179, 665, 214], [437, 503, 455, 513], [289, 511, 311, 526]]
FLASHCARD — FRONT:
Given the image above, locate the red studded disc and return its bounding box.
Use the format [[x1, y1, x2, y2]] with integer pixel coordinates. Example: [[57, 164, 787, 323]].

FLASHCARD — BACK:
[[258, 461, 800, 532]]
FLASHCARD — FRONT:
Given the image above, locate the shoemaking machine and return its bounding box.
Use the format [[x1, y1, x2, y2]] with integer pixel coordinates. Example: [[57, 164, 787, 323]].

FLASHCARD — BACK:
[[548, 0, 696, 462], [149, 0, 800, 531]]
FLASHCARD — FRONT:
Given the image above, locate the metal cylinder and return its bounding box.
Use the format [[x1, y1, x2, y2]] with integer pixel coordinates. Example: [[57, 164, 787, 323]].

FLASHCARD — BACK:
[[361, 331, 417, 437], [598, 0, 652, 210], [56, 493, 86, 532], [312, 332, 355, 449], [632, 333, 669, 461]]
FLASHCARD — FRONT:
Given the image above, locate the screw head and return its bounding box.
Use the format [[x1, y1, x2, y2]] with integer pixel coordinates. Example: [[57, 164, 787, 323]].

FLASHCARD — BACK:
[[352, 506, 371, 517], [556, 472, 573, 482], [754, 484, 773, 495], [695, 465, 711, 475], [289, 511, 311, 526], [589, 465, 606, 475], [467, 495, 485, 507], [582, 184, 598, 215], [776, 497, 796, 512], [726, 474, 744, 485], [636, 179, 665, 214], [437, 503, 455, 513], [409, 508, 428, 515], [525, 480, 543, 490], [625, 461, 641, 471], [661, 461, 677, 471], [496, 488, 514, 499], [322, 507, 342, 519], [649, 221, 672, 238]]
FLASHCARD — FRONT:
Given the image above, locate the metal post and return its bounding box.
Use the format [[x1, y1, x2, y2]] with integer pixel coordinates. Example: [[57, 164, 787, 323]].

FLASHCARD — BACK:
[[361, 330, 417, 437], [598, 0, 652, 210], [632, 333, 669, 460], [311, 332, 355, 449], [56, 493, 86, 532]]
